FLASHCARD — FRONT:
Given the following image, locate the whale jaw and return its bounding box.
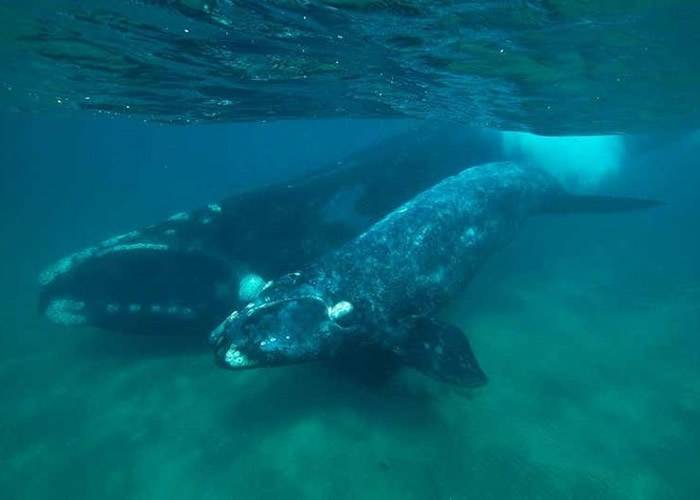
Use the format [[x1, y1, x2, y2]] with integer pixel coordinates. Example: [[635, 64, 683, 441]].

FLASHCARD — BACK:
[[39, 243, 234, 336]]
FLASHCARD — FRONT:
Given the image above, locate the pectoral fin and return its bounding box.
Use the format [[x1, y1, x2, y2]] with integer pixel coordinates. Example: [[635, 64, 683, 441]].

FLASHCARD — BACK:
[[396, 317, 487, 388]]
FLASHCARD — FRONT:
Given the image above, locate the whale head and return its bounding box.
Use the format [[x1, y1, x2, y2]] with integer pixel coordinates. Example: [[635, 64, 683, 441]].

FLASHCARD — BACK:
[[38, 237, 242, 336], [37, 202, 263, 336], [210, 273, 355, 369]]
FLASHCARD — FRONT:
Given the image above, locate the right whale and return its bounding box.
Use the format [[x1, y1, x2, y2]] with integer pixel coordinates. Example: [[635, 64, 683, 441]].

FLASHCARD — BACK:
[[211, 162, 660, 387], [37, 125, 499, 336]]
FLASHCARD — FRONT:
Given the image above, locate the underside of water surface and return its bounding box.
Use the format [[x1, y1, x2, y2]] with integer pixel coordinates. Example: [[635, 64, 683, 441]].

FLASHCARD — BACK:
[[2, 1, 700, 133]]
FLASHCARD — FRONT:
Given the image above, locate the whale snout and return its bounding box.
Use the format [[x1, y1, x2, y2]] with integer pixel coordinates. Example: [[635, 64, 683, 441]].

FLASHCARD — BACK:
[[211, 295, 343, 371]]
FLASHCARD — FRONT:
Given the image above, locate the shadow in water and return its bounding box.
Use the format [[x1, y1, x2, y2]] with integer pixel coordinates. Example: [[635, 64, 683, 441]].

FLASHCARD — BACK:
[[73, 327, 209, 360], [213, 362, 454, 458]]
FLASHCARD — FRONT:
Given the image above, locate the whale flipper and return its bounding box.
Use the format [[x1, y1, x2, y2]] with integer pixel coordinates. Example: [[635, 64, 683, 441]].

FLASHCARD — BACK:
[[396, 317, 487, 388]]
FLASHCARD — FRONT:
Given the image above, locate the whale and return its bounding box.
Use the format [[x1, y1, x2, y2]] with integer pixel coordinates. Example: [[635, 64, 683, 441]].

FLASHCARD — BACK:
[[210, 162, 660, 387], [38, 125, 500, 336]]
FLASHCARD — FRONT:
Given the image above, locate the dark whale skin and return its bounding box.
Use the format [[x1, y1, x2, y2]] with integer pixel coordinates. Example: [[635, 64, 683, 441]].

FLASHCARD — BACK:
[[38, 125, 499, 336], [212, 161, 659, 387]]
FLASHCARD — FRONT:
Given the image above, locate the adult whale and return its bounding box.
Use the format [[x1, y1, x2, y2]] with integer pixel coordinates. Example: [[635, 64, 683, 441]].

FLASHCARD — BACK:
[[210, 162, 659, 387], [38, 124, 500, 336]]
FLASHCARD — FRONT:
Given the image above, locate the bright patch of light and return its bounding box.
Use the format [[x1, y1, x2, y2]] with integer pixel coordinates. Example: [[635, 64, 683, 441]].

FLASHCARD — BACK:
[[502, 132, 624, 190]]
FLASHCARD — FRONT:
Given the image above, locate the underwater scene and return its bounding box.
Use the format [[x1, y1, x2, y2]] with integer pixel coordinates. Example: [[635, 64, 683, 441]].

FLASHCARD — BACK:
[[2, 2, 700, 499]]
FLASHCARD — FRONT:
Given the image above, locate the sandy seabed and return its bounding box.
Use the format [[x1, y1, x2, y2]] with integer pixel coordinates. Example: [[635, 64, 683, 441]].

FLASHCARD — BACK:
[[1, 214, 698, 500]]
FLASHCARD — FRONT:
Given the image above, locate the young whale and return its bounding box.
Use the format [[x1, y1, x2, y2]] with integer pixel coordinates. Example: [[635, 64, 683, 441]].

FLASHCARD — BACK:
[[210, 162, 659, 387]]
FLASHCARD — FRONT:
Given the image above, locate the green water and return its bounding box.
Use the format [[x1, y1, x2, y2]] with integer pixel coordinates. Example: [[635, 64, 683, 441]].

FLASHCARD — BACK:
[[3, 211, 698, 499], [2, 1, 700, 497]]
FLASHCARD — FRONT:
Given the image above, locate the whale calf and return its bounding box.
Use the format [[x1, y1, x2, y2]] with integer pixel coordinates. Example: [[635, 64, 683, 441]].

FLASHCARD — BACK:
[[210, 162, 659, 387], [38, 125, 499, 336]]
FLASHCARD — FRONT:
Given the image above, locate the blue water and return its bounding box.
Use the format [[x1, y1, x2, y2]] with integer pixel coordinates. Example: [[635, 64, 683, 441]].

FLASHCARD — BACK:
[[3, 1, 700, 133], [2, 3, 700, 499]]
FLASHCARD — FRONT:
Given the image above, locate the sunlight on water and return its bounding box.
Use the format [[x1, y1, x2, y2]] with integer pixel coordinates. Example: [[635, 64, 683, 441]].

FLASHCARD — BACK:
[[502, 132, 624, 189]]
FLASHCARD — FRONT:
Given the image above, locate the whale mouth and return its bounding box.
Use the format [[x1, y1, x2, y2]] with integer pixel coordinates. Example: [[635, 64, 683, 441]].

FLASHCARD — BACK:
[[39, 246, 234, 335]]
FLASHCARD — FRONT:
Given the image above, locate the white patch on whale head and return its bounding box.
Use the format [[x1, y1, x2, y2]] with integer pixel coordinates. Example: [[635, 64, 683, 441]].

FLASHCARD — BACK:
[[39, 246, 97, 286], [238, 274, 266, 302], [98, 243, 169, 257], [328, 301, 353, 321], [101, 230, 140, 248], [38, 231, 163, 287], [225, 347, 250, 368], [168, 211, 190, 222], [46, 299, 86, 326]]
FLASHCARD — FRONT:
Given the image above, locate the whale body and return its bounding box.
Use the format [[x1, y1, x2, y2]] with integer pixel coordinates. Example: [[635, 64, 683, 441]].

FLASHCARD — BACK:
[[210, 162, 659, 387], [38, 125, 500, 336]]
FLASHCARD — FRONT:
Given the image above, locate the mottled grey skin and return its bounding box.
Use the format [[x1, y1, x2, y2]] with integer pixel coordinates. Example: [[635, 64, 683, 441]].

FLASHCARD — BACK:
[[211, 161, 659, 387]]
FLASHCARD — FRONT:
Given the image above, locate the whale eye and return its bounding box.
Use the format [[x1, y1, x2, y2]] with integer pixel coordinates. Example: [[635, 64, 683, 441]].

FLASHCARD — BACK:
[[328, 301, 353, 324]]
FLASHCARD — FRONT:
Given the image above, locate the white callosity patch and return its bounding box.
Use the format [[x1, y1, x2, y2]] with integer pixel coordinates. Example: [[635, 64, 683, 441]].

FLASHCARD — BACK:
[[168, 211, 190, 222], [217, 272, 266, 305], [260, 337, 279, 350], [99, 243, 168, 257], [238, 274, 266, 302], [105, 302, 195, 318], [45, 299, 87, 326], [39, 247, 97, 286], [328, 301, 353, 321], [169, 306, 195, 318], [101, 230, 140, 248], [139, 304, 195, 318], [224, 347, 249, 368], [39, 236, 167, 287], [199, 203, 223, 224]]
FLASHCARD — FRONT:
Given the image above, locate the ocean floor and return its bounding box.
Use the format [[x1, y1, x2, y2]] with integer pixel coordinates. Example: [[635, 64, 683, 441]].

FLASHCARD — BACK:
[[1, 213, 699, 500]]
